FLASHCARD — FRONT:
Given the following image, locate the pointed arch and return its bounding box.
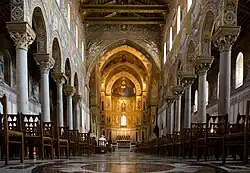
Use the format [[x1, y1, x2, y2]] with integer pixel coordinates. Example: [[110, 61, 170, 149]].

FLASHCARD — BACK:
[[52, 38, 62, 72], [65, 58, 71, 85], [86, 39, 159, 85], [106, 72, 142, 96], [201, 11, 215, 56], [32, 7, 47, 53], [186, 40, 196, 63], [235, 52, 244, 88], [74, 72, 79, 94]]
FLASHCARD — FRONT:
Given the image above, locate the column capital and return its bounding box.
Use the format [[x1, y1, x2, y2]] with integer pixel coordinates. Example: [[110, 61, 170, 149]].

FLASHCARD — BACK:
[[172, 85, 184, 96], [74, 94, 82, 102], [213, 25, 241, 52], [52, 72, 67, 85], [165, 95, 176, 104], [6, 21, 36, 50], [64, 85, 76, 97], [195, 56, 214, 75], [34, 53, 55, 73], [181, 72, 197, 86]]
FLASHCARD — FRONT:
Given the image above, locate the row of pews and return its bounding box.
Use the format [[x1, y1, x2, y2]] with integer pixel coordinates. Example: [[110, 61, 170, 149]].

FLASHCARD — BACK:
[[137, 104, 250, 164], [0, 95, 95, 166]]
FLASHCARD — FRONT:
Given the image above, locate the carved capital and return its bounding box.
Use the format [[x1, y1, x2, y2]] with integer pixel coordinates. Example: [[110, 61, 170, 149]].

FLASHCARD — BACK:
[[213, 25, 240, 52], [165, 95, 176, 104], [172, 85, 184, 96], [6, 22, 36, 50], [74, 94, 82, 103], [52, 72, 67, 85], [195, 56, 214, 75], [64, 85, 76, 97], [34, 53, 55, 73], [180, 72, 197, 86]]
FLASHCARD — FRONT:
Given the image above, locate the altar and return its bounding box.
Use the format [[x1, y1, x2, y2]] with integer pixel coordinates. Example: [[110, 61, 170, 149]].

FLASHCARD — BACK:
[[117, 140, 131, 148], [116, 135, 131, 148]]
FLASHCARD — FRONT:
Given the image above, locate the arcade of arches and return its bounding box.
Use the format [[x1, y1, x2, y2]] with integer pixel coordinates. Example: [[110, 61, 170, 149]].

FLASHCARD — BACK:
[[1, 0, 250, 172]]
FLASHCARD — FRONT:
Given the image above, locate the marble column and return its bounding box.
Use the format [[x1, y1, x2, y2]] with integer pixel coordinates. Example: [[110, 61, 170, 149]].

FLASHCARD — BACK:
[[195, 56, 214, 122], [52, 72, 66, 127], [213, 26, 240, 116], [6, 22, 36, 114], [166, 95, 176, 134], [181, 72, 196, 128], [64, 86, 76, 130], [34, 53, 55, 122], [74, 94, 82, 131], [172, 86, 184, 132], [184, 85, 192, 127]]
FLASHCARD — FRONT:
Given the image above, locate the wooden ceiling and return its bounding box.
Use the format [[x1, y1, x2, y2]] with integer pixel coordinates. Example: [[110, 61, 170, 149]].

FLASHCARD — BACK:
[[80, 0, 169, 25]]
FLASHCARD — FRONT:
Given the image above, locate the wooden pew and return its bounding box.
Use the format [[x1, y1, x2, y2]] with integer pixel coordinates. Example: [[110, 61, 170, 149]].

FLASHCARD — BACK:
[[180, 128, 191, 158], [0, 95, 24, 165], [224, 112, 250, 164], [57, 127, 69, 158], [78, 132, 91, 156], [197, 114, 228, 161], [190, 123, 206, 159], [69, 130, 79, 156], [21, 113, 55, 160], [166, 134, 175, 157]]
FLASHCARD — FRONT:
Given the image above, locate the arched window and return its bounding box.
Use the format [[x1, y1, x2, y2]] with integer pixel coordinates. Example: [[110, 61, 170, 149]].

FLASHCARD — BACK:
[[82, 41, 85, 61], [163, 42, 167, 64], [169, 27, 173, 51], [235, 52, 244, 88], [67, 3, 71, 29], [56, 0, 60, 7], [194, 90, 198, 112], [75, 25, 78, 48], [187, 0, 192, 12], [121, 115, 127, 126], [217, 72, 219, 99], [206, 81, 209, 105], [177, 5, 181, 34]]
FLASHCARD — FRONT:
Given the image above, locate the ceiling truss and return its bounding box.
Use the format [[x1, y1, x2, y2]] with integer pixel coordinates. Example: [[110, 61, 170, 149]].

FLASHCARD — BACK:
[[80, 3, 168, 25]]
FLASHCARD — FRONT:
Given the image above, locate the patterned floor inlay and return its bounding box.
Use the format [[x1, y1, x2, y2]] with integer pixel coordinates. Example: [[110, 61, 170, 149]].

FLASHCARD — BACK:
[[0, 151, 250, 173]]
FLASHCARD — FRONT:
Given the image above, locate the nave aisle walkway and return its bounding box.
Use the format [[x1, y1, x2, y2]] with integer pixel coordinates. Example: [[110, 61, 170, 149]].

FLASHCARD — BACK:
[[0, 151, 250, 173]]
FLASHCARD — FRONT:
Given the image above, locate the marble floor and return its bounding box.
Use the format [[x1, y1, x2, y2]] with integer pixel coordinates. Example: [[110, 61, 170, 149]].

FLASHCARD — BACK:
[[0, 150, 250, 173]]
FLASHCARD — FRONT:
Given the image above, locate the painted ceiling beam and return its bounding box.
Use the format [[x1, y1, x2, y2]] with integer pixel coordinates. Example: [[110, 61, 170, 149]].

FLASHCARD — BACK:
[[84, 16, 165, 24], [81, 4, 167, 13]]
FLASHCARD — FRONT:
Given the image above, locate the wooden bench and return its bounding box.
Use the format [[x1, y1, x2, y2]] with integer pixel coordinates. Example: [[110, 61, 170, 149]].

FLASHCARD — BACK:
[[0, 95, 24, 166], [224, 112, 250, 164], [180, 128, 191, 158], [56, 126, 69, 158], [21, 113, 55, 160], [78, 132, 91, 156], [69, 130, 79, 156], [190, 123, 206, 159], [197, 114, 228, 161]]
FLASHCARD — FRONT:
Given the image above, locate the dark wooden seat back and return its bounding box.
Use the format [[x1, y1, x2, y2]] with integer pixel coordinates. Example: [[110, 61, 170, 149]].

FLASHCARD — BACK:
[[206, 113, 228, 137], [21, 113, 41, 137], [0, 113, 22, 132], [69, 130, 78, 141], [43, 122, 54, 138], [58, 127, 69, 140], [181, 128, 191, 142], [191, 123, 206, 140], [78, 132, 89, 143]]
